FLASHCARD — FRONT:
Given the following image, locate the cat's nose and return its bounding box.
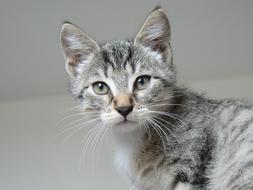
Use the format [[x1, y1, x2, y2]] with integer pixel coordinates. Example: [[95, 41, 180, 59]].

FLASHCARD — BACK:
[[116, 106, 133, 117]]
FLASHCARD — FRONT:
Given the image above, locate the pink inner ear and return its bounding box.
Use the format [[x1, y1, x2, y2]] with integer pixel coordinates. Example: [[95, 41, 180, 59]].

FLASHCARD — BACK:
[[134, 9, 170, 54]]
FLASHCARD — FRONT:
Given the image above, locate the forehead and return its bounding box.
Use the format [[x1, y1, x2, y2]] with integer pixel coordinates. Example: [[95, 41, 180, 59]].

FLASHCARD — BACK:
[[98, 40, 166, 75], [98, 41, 136, 91], [100, 41, 135, 73]]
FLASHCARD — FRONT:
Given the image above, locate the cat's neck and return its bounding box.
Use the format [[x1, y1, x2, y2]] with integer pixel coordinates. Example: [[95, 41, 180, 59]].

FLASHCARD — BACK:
[[112, 126, 145, 177], [112, 126, 145, 152]]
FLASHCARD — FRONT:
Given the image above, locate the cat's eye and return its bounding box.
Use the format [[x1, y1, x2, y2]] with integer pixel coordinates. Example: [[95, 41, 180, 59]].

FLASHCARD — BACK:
[[134, 75, 151, 90], [92, 82, 110, 95]]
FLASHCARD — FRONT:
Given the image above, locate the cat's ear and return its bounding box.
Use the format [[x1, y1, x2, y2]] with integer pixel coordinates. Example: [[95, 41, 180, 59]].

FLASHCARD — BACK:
[[134, 8, 170, 54], [60, 22, 99, 77]]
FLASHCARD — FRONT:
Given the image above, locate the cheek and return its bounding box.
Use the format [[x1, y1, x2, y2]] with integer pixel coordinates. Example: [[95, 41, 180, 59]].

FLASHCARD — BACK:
[[134, 85, 174, 112], [128, 107, 148, 121], [82, 92, 111, 110], [101, 110, 123, 125], [134, 81, 160, 103]]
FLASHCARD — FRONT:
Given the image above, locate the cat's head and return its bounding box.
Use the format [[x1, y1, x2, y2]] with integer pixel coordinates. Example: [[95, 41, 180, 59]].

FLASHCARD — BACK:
[[60, 8, 176, 133]]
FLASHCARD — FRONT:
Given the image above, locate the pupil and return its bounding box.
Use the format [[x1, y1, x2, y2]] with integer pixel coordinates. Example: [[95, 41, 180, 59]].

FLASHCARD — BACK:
[[99, 83, 103, 90], [139, 78, 144, 85]]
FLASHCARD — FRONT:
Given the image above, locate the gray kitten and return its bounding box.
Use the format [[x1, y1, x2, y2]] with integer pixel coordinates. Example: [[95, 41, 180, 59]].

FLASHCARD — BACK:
[[60, 8, 253, 190]]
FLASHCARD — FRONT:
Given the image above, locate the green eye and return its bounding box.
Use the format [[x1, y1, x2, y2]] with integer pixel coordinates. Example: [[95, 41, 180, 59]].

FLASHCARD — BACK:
[[135, 75, 151, 90], [92, 82, 110, 95]]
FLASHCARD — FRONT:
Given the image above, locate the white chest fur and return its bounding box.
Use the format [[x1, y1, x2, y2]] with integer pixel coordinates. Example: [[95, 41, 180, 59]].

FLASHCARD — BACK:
[[112, 128, 144, 178], [174, 182, 192, 190], [114, 147, 134, 177], [112, 127, 192, 190]]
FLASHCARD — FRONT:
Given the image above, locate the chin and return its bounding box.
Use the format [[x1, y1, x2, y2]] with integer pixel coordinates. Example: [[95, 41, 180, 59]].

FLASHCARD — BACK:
[[113, 120, 140, 133]]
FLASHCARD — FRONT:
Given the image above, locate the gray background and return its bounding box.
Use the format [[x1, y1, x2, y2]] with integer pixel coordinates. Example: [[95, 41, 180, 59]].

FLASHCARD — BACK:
[[0, 0, 253, 101], [0, 0, 253, 190]]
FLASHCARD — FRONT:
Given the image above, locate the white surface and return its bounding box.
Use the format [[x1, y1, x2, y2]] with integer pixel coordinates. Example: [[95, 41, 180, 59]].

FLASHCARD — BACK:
[[1, 76, 253, 190], [0, 0, 253, 101]]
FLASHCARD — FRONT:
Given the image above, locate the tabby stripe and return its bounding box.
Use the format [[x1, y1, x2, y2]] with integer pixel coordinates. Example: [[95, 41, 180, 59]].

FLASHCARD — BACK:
[[101, 50, 115, 70], [230, 120, 253, 143], [227, 161, 253, 188]]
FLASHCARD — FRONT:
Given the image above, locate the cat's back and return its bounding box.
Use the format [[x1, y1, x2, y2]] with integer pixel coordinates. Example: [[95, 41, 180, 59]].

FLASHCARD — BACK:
[[208, 99, 253, 190]]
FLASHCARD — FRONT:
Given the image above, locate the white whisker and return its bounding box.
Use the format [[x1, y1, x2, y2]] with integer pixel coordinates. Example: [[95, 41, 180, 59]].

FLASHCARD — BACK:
[[79, 122, 102, 169], [148, 110, 188, 129], [145, 117, 168, 153], [148, 114, 180, 144], [63, 118, 100, 143]]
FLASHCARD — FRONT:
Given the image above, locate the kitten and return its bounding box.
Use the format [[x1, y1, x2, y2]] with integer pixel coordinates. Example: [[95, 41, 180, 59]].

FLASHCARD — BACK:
[[60, 8, 253, 190]]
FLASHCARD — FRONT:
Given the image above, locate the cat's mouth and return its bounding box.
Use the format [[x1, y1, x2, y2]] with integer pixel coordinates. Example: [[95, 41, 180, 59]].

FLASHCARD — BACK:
[[116, 119, 136, 126]]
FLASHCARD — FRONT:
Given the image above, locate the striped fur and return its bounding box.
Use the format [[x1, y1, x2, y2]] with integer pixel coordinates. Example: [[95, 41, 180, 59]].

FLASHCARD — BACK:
[[60, 8, 253, 190]]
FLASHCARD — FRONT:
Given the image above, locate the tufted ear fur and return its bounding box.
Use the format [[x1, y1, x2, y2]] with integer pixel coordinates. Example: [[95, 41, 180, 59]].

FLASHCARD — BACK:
[[134, 8, 171, 55], [60, 22, 99, 77]]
